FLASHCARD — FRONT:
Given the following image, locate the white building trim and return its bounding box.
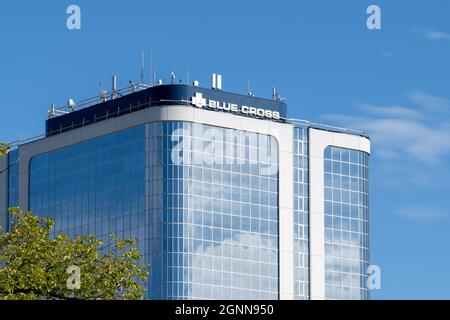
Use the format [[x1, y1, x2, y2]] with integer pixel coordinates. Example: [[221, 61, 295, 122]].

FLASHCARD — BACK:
[[308, 128, 370, 300]]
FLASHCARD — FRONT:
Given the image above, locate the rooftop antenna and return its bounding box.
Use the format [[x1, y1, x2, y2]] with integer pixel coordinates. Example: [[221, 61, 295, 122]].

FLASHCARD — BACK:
[[140, 49, 145, 84], [272, 87, 286, 102], [170, 72, 176, 84], [212, 73, 216, 89], [217, 74, 222, 90], [67, 98, 76, 111], [248, 80, 253, 96], [129, 80, 137, 92], [112, 75, 117, 99], [48, 104, 56, 119], [212, 73, 222, 90], [99, 81, 108, 102], [149, 50, 153, 86]]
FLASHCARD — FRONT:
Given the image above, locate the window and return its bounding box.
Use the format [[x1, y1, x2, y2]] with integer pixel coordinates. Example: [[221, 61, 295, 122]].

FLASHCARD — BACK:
[[323, 146, 370, 300]]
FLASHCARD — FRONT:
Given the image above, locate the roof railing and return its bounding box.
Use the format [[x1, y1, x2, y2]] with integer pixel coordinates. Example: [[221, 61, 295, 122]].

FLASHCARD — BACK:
[[287, 118, 368, 138], [48, 82, 152, 118], [7, 134, 46, 149]]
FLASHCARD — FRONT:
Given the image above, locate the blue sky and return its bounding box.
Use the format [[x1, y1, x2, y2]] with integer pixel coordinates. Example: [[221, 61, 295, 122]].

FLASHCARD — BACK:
[[1, 0, 449, 299]]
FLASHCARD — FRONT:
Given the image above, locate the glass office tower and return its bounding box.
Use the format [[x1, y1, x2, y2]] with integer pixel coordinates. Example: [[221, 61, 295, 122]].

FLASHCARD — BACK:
[[0, 80, 370, 300]]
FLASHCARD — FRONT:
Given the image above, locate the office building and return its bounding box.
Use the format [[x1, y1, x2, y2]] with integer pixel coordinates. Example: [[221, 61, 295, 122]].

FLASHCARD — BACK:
[[0, 74, 370, 300]]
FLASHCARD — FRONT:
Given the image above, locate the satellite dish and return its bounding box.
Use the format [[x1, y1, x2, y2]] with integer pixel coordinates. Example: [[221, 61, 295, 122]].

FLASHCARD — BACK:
[[67, 98, 76, 111]]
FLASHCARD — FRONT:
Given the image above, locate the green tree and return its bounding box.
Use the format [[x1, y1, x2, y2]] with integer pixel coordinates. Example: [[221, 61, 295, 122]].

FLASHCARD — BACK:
[[0, 142, 10, 157], [0, 142, 148, 300], [0, 208, 149, 300]]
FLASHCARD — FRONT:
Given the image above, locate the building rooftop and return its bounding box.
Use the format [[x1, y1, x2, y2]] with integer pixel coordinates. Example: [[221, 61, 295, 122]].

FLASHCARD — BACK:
[[6, 75, 368, 147], [45, 82, 288, 137]]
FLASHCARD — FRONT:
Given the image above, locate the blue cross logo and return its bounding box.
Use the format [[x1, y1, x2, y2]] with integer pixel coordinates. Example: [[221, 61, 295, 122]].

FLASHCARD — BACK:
[[191, 92, 206, 108]]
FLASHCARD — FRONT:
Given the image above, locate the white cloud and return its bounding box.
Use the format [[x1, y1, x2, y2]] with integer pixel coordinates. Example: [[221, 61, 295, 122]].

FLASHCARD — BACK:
[[321, 92, 450, 165], [357, 103, 422, 119], [321, 115, 450, 164], [425, 30, 450, 41], [395, 205, 448, 222], [408, 91, 450, 112], [376, 149, 400, 159]]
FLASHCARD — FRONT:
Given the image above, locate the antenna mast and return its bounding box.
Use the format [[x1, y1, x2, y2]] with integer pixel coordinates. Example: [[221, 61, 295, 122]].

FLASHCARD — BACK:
[[150, 50, 153, 86], [140, 49, 145, 84], [248, 80, 253, 96]]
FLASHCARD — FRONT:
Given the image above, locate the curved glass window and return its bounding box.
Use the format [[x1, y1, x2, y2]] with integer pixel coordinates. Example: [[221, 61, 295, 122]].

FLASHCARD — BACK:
[[148, 122, 279, 300], [324, 146, 370, 300], [29, 125, 146, 273]]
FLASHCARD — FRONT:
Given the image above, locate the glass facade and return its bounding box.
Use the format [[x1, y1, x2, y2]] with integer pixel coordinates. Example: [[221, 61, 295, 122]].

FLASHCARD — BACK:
[[28, 121, 279, 300], [293, 125, 309, 299], [29, 125, 146, 258], [323, 146, 370, 300], [8, 114, 371, 300], [8, 149, 19, 208], [148, 122, 279, 299]]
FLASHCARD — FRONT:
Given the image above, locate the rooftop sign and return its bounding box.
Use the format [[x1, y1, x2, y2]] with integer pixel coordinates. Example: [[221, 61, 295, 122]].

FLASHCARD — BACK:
[[45, 85, 287, 136], [191, 92, 281, 120]]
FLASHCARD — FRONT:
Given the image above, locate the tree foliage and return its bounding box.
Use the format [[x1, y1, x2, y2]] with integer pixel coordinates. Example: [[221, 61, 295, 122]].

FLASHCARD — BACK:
[[0, 142, 10, 158], [0, 208, 149, 300]]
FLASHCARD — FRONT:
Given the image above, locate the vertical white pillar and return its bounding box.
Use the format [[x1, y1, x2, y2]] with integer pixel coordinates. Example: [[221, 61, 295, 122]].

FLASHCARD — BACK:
[[308, 128, 370, 300], [269, 123, 294, 300]]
